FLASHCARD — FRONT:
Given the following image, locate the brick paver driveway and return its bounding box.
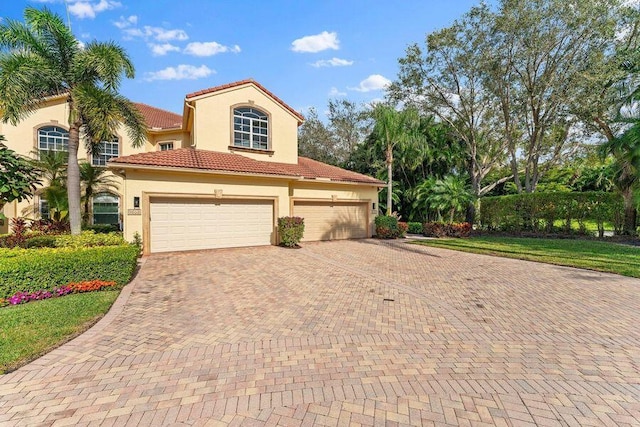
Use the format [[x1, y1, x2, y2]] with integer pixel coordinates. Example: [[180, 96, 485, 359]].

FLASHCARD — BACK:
[[1, 240, 639, 426]]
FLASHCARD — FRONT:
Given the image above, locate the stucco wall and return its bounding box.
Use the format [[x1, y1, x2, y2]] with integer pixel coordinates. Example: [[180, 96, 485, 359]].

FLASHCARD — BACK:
[[120, 169, 379, 246], [190, 85, 299, 164]]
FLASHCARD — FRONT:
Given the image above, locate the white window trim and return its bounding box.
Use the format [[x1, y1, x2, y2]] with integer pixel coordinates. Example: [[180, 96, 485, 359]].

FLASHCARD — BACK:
[[158, 141, 175, 151], [233, 107, 269, 150], [38, 126, 69, 153]]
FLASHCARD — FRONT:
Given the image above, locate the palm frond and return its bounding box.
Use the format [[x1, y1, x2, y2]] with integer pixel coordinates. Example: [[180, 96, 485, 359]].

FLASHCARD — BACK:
[[74, 41, 135, 90]]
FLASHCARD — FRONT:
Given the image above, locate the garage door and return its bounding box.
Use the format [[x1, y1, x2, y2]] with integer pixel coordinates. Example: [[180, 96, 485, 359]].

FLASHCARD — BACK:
[[150, 198, 273, 253], [293, 201, 368, 241]]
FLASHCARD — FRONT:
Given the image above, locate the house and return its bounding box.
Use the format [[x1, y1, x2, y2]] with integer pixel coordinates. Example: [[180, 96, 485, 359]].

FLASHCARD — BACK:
[[1, 80, 384, 254]]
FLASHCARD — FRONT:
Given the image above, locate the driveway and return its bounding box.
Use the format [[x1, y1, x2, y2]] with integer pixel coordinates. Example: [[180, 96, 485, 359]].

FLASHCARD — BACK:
[[1, 239, 639, 426]]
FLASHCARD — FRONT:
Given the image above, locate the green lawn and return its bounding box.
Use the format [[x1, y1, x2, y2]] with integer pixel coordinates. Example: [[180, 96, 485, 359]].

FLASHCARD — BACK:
[[413, 237, 640, 278], [0, 291, 119, 374]]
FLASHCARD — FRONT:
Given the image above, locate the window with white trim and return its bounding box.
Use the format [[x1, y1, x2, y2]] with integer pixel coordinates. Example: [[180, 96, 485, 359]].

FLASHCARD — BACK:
[[233, 107, 268, 150], [159, 142, 174, 151], [38, 126, 69, 153], [92, 193, 119, 225], [92, 138, 119, 166]]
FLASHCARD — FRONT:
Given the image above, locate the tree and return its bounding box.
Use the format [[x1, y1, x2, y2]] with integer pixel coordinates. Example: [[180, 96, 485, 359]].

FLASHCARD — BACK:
[[370, 105, 422, 215], [0, 135, 41, 219], [600, 120, 640, 234], [79, 162, 118, 224], [387, 4, 511, 222], [297, 108, 337, 165], [426, 175, 474, 223], [0, 7, 146, 234], [327, 99, 371, 167]]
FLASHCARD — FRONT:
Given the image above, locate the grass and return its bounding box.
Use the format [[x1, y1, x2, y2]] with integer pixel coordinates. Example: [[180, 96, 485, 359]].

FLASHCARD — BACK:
[[413, 236, 640, 278], [0, 291, 119, 374]]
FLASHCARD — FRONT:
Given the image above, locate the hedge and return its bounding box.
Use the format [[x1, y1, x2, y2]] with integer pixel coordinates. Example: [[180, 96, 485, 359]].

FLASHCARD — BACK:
[[479, 192, 624, 236], [0, 245, 139, 299], [278, 216, 305, 247]]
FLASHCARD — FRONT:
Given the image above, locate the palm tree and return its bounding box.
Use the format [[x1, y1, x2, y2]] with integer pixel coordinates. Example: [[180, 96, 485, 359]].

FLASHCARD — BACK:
[[31, 150, 67, 188], [0, 7, 146, 234], [371, 105, 422, 215], [79, 161, 118, 224], [600, 120, 640, 235], [426, 175, 474, 223]]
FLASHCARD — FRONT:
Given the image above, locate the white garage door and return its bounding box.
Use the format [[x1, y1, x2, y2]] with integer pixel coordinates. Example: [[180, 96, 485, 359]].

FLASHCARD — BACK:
[[150, 198, 273, 253], [293, 201, 368, 242]]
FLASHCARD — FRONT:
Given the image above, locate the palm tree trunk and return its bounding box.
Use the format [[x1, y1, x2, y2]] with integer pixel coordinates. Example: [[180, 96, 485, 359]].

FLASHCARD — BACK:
[[84, 187, 91, 225], [67, 123, 82, 235], [622, 187, 637, 235], [386, 145, 393, 216]]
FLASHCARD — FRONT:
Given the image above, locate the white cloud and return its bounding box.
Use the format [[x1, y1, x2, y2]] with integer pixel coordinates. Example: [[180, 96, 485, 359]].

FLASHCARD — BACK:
[[121, 25, 188, 42], [184, 42, 241, 57], [114, 15, 137, 29], [291, 31, 339, 53], [144, 64, 214, 81], [328, 87, 347, 97], [146, 27, 189, 42], [149, 43, 180, 56], [68, 0, 121, 19], [311, 57, 353, 68], [349, 74, 391, 92]]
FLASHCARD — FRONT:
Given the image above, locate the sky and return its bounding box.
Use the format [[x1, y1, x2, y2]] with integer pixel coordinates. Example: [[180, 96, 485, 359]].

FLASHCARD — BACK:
[[1, 0, 486, 118]]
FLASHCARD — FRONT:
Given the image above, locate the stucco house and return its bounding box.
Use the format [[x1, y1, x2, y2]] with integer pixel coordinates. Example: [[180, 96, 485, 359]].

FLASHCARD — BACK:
[[1, 79, 383, 254]]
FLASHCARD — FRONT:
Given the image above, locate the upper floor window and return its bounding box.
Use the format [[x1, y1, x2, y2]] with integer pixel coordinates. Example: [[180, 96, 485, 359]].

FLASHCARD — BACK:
[[92, 138, 119, 166], [38, 126, 69, 152], [233, 107, 268, 150], [159, 142, 174, 151]]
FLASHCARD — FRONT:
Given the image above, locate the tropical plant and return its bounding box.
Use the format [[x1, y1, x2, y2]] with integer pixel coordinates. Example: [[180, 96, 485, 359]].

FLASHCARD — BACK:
[[426, 175, 475, 223], [0, 7, 146, 235], [599, 120, 640, 234], [0, 135, 41, 220], [370, 105, 422, 215], [79, 162, 118, 225]]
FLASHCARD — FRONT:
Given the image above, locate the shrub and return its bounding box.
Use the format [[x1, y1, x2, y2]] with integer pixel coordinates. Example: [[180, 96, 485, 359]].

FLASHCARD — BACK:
[[278, 216, 305, 247], [423, 222, 472, 238], [397, 222, 408, 238], [407, 222, 423, 234], [30, 218, 70, 234], [83, 224, 120, 234], [53, 231, 126, 248], [423, 222, 447, 237], [479, 192, 623, 235], [23, 235, 57, 248], [0, 244, 139, 299], [375, 215, 399, 238]]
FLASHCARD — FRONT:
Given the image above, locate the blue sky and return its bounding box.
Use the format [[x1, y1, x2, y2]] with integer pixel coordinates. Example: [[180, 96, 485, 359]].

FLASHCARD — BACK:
[[2, 1, 485, 117]]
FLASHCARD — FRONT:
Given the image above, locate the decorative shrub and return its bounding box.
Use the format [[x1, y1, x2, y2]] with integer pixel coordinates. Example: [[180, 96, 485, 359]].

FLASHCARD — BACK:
[[52, 231, 125, 248], [278, 216, 305, 247], [479, 192, 623, 236], [407, 222, 423, 234], [83, 224, 120, 234], [23, 235, 58, 248], [375, 215, 399, 238], [0, 245, 139, 299], [30, 218, 70, 234], [397, 222, 408, 238], [423, 222, 472, 238]]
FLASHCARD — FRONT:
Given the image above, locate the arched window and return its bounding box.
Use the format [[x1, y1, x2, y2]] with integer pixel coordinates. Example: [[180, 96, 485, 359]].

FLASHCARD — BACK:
[[92, 137, 120, 166], [233, 107, 268, 150], [92, 193, 120, 225], [38, 126, 69, 152]]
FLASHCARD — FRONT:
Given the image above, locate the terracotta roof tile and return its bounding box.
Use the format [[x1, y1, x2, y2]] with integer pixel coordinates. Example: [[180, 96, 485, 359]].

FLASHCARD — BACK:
[[185, 79, 305, 122], [134, 103, 182, 130], [109, 148, 383, 185]]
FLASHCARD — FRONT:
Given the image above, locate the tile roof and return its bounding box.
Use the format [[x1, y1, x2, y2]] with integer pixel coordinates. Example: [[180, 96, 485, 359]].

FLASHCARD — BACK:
[[109, 148, 383, 185], [185, 79, 305, 123], [134, 103, 182, 130]]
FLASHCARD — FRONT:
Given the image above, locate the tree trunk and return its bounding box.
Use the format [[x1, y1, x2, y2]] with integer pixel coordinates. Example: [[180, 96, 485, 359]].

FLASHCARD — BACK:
[[386, 145, 393, 216], [84, 187, 92, 226], [67, 122, 82, 235], [622, 187, 637, 236], [465, 203, 475, 225]]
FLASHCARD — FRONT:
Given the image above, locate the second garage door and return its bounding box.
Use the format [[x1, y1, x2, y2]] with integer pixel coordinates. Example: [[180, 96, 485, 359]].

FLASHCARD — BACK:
[[293, 201, 369, 241], [150, 198, 274, 253]]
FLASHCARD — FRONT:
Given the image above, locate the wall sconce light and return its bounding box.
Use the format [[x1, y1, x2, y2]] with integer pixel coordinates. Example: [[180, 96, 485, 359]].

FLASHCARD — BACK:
[[372, 202, 376, 210], [133, 197, 140, 208]]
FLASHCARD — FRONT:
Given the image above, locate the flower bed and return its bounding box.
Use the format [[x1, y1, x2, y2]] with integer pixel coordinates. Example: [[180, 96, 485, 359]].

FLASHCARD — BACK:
[[1, 280, 117, 307]]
